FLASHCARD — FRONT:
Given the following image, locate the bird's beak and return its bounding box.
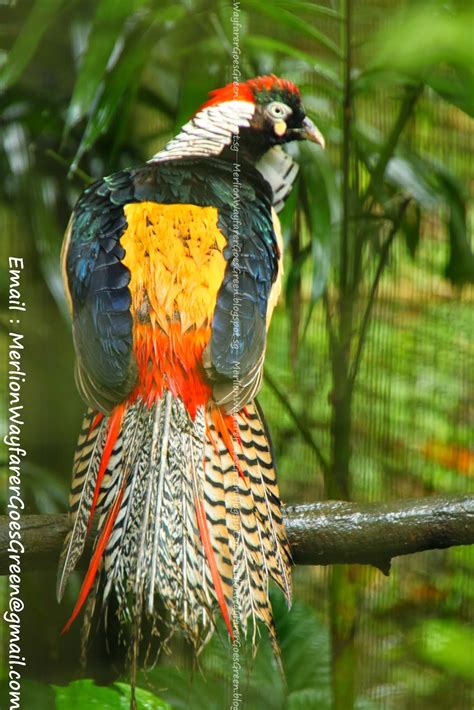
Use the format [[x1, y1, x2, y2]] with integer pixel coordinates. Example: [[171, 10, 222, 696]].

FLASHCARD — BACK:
[[301, 116, 325, 149]]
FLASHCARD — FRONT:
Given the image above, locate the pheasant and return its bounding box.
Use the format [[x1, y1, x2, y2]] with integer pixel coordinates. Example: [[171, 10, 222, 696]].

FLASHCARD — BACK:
[[57, 74, 324, 682]]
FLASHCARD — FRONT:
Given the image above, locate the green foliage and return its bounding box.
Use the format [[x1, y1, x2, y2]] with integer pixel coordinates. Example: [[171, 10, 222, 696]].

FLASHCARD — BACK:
[[141, 590, 330, 710], [63, 0, 148, 137], [20, 678, 57, 710], [411, 619, 474, 681], [17, 679, 170, 709], [54, 680, 170, 709], [367, 3, 474, 117], [0, 1, 472, 709], [0, 0, 65, 91], [9, 595, 328, 709]]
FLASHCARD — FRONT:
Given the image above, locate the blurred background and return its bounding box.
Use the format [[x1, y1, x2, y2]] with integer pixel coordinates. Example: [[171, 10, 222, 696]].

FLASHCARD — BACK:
[[0, 0, 473, 708]]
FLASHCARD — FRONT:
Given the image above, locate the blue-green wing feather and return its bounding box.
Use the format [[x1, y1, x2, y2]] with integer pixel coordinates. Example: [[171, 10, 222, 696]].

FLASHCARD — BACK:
[[65, 176, 136, 412], [64, 158, 278, 412]]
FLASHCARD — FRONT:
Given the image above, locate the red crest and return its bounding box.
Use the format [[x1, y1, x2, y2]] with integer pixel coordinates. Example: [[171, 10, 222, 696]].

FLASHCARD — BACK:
[[196, 74, 300, 113]]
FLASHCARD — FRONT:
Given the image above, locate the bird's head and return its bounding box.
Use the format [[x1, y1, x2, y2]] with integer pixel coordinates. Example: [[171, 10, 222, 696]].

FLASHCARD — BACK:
[[153, 74, 324, 167], [199, 74, 325, 153]]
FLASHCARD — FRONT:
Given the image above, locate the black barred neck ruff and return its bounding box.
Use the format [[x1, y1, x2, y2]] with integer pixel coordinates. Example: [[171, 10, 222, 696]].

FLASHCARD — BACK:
[[148, 98, 299, 214], [149, 100, 256, 163]]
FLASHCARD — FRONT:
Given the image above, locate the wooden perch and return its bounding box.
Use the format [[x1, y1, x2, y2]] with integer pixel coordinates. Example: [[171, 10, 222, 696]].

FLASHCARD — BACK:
[[0, 495, 473, 576], [286, 495, 474, 574]]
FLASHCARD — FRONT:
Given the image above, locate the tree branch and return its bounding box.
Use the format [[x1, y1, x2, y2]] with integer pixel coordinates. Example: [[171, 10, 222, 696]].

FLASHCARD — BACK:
[[287, 495, 474, 574], [1, 496, 472, 576]]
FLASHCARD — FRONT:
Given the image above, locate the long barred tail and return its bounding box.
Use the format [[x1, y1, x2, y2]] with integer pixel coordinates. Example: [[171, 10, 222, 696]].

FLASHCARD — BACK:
[[57, 394, 292, 663]]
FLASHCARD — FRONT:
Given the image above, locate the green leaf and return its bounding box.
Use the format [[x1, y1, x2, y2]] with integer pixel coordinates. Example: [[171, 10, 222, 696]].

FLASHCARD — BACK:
[[21, 679, 56, 710], [64, 0, 145, 137], [244, 36, 340, 87], [243, 0, 342, 57], [385, 156, 439, 208], [142, 666, 221, 710], [438, 172, 474, 286], [144, 591, 330, 709], [412, 619, 474, 680], [22, 460, 69, 512], [272, 589, 330, 697], [26, 174, 70, 319], [0, 0, 65, 91], [287, 688, 331, 710], [285, 241, 308, 306], [268, 1, 342, 22], [285, 144, 338, 346], [401, 201, 422, 259], [70, 5, 187, 170], [361, 4, 474, 117], [54, 679, 170, 709], [386, 152, 473, 285], [115, 683, 172, 710], [70, 21, 151, 171], [173, 74, 217, 134], [369, 5, 474, 77], [299, 144, 339, 303], [426, 64, 474, 118]]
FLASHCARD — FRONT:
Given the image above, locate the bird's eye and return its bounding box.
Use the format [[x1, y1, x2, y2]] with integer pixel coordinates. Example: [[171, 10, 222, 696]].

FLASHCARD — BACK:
[[267, 102, 290, 119]]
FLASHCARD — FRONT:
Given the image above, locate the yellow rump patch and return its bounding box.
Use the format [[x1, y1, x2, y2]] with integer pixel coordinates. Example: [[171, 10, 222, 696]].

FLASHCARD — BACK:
[[121, 202, 227, 333]]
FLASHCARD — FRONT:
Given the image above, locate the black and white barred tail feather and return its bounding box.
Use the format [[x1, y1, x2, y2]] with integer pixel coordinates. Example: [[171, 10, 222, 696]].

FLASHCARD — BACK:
[[56, 410, 108, 602], [57, 394, 292, 665]]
